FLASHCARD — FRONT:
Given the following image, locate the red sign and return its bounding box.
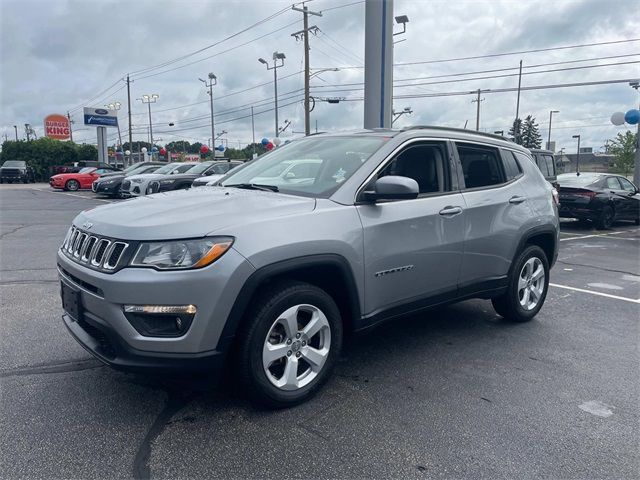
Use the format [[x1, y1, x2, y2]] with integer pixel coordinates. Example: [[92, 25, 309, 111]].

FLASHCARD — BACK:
[[44, 114, 71, 140]]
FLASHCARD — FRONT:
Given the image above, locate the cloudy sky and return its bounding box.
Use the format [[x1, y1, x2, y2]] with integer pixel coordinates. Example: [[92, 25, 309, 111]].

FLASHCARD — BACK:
[[1, 0, 638, 154]]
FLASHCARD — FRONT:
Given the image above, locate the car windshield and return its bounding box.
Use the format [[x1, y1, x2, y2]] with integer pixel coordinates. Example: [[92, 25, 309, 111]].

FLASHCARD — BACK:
[[557, 174, 602, 187], [173, 163, 197, 174], [210, 162, 238, 174], [153, 163, 180, 175], [2, 161, 24, 168], [186, 162, 214, 175], [220, 136, 387, 197], [127, 165, 157, 176], [79, 167, 95, 174]]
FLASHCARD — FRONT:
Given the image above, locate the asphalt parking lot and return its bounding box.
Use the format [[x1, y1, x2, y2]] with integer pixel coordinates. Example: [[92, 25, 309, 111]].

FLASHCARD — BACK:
[[1, 184, 638, 479]]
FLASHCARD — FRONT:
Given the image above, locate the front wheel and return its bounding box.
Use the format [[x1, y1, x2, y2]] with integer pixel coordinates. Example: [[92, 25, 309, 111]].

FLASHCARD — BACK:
[[237, 281, 343, 408], [492, 245, 549, 322], [65, 179, 80, 191]]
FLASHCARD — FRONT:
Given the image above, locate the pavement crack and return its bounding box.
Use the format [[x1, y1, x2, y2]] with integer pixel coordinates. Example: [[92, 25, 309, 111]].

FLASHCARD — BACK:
[[556, 260, 638, 277], [0, 224, 27, 239], [0, 358, 103, 378], [132, 390, 197, 480]]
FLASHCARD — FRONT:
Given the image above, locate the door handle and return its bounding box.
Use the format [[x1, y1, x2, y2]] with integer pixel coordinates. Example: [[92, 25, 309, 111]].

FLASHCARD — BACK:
[[439, 206, 463, 216], [509, 196, 526, 204]]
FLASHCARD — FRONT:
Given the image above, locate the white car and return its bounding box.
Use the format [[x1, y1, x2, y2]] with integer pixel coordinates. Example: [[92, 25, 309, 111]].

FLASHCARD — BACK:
[[191, 161, 244, 187], [120, 162, 197, 197], [246, 159, 322, 187]]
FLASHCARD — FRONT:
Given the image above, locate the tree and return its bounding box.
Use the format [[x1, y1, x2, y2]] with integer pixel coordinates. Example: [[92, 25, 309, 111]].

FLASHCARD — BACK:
[[509, 118, 523, 145], [608, 131, 637, 176], [521, 115, 542, 149]]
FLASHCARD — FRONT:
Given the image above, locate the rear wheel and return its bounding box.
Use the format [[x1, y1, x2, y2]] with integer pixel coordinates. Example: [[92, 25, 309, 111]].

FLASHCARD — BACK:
[[65, 179, 80, 191], [237, 281, 343, 408], [596, 205, 614, 230], [492, 245, 549, 323]]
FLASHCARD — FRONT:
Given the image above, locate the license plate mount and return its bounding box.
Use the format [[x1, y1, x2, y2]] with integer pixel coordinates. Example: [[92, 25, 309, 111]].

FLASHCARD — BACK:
[[61, 282, 83, 321]]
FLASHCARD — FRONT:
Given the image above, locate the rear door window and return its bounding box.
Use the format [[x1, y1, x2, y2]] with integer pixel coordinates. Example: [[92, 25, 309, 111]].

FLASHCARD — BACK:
[[456, 143, 505, 189], [605, 177, 622, 190]]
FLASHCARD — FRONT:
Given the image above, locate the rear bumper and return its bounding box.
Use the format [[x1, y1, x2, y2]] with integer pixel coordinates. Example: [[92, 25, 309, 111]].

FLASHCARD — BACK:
[[62, 313, 225, 375], [559, 205, 597, 220]]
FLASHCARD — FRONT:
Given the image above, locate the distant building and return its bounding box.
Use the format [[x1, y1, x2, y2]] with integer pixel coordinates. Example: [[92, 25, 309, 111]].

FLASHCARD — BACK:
[[562, 151, 614, 173]]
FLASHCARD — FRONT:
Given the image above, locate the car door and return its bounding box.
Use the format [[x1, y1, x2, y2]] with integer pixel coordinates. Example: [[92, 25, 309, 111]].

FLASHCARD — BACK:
[[454, 144, 534, 291], [356, 140, 466, 316], [616, 177, 640, 220], [604, 176, 631, 219]]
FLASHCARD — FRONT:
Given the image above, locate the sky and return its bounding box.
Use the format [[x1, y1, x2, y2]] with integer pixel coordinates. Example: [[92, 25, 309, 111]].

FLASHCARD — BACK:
[[1, 0, 639, 154]]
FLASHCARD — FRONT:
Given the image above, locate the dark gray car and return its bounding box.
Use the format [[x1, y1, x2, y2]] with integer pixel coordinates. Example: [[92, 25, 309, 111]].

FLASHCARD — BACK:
[[57, 127, 559, 407]]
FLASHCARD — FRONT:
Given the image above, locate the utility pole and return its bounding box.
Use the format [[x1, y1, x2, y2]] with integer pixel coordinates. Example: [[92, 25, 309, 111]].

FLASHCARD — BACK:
[[547, 110, 559, 151], [25, 124, 31, 141], [292, 3, 322, 136], [515, 60, 523, 122], [127, 75, 133, 164], [258, 54, 285, 138], [572, 134, 581, 175], [471, 89, 485, 131], [251, 106, 256, 156], [630, 81, 640, 186], [199, 73, 217, 148], [66, 112, 74, 142]]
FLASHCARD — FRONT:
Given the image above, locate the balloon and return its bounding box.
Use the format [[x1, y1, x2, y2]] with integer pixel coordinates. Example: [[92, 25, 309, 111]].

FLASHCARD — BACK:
[[265, 142, 274, 151], [273, 137, 282, 146], [200, 145, 209, 154], [141, 147, 148, 153], [125, 150, 131, 155], [624, 109, 640, 125], [611, 111, 626, 126], [261, 137, 269, 146], [159, 148, 167, 155], [216, 144, 225, 152]]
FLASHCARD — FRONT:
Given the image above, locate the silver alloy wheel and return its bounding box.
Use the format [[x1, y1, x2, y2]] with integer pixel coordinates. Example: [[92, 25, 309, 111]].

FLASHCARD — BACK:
[[518, 257, 545, 311], [67, 180, 79, 191], [262, 303, 331, 391]]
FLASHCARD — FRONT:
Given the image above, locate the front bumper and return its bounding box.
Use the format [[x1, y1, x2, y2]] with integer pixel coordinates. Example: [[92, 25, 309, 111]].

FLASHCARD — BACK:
[[57, 246, 255, 373], [93, 182, 121, 195]]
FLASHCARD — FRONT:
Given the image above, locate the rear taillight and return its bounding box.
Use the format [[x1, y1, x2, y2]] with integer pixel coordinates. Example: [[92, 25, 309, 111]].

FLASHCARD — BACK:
[[575, 191, 596, 199], [551, 188, 559, 206]]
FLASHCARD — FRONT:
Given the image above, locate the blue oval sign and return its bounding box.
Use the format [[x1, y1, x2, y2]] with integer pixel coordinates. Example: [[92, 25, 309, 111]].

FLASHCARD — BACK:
[[94, 108, 109, 115]]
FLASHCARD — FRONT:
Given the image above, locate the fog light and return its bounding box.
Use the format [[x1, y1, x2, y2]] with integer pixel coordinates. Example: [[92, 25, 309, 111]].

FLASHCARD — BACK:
[[123, 305, 196, 337]]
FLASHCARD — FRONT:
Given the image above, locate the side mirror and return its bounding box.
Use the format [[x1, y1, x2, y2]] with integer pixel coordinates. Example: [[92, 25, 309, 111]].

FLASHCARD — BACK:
[[363, 175, 419, 202]]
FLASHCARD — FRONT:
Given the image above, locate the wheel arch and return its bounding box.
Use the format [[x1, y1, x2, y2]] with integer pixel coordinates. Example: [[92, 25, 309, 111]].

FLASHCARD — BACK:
[[217, 254, 361, 351], [516, 225, 558, 268]]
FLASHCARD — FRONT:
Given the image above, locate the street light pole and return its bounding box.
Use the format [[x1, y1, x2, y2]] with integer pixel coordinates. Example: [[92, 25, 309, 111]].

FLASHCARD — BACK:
[[106, 102, 123, 154], [139, 94, 159, 149], [199, 73, 217, 149], [13, 125, 18, 141], [572, 134, 581, 175], [259, 53, 285, 138], [547, 110, 559, 151], [630, 81, 640, 186]]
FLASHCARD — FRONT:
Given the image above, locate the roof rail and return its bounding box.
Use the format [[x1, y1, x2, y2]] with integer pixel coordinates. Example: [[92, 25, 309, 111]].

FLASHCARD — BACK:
[[400, 125, 512, 142]]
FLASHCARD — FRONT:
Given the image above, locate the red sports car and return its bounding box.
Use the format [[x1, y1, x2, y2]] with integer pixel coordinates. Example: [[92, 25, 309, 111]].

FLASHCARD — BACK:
[[49, 167, 119, 191]]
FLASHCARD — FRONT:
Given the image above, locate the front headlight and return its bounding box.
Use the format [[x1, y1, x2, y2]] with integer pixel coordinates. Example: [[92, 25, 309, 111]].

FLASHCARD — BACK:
[[104, 179, 117, 184], [159, 179, 176, 185], [130, 237, 233, 270], [132, 178, 143, 183]]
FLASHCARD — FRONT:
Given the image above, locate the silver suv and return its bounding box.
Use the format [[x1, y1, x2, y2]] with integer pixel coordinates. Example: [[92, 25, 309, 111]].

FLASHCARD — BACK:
[[58, 127, 559, 407]]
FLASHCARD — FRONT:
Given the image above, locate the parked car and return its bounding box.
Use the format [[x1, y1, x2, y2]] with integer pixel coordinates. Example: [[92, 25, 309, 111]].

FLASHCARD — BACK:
[[529, 149, 557, 186], [49, 166, 120, 191], [51, 162, 118, 176], [191, 161, 245, 187], [148, 160, 245, 193], [557, 172, 640, 229], [58, 127, 559, 407], [0, 160, 35, 183], [120, 162, 197, 197], [92, 162, 166, 198]]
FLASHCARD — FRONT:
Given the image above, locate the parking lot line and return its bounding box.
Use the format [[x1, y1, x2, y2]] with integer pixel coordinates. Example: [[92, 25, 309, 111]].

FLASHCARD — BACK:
[[30, 188, 113, 203], [550, 283, 640, 304], [559, 231, 626, 242]]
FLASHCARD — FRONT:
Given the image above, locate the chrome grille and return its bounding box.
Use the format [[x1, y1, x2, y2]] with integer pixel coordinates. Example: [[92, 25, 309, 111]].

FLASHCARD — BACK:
[[61, 226, 129, 272]]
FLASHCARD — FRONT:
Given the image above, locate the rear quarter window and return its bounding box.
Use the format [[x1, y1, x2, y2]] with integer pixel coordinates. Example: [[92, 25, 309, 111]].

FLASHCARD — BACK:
[[456, 143, 505, 189]]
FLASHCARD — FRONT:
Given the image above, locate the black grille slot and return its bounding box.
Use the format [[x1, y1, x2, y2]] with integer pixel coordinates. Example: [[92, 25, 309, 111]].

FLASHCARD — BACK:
[[104, 242, 127, 270], [122, 179, 131, 190], [93, 240, 110, 265], [58, 266, 103, 296], [81, 236, 97, 261]]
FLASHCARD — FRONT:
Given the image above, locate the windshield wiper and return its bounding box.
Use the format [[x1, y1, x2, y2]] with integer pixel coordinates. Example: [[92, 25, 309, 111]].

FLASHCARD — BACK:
[[225, 183, 279, 192]]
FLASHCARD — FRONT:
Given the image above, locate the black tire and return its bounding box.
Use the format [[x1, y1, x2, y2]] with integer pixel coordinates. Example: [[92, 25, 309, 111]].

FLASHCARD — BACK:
[[596, 205, 614, 230], [492, 245, 550, 323], [634, 217, 639, 226], [237, 280, 343, 408], [65, 179, 80, 191]]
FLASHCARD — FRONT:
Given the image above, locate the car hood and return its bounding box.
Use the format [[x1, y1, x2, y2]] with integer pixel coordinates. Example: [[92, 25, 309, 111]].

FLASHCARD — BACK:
[[195, 174, 224, 183], [73, 187, 317, 240], [125, 173, 168, 182], [96, 174, 126, 183]]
